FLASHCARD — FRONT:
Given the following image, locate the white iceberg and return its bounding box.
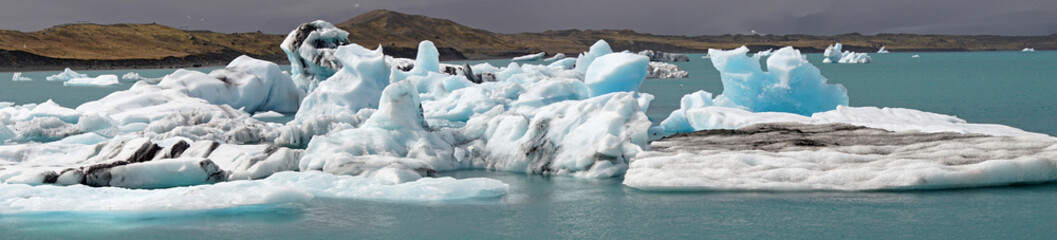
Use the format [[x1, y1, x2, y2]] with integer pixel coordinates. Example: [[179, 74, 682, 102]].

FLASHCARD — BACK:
[[45, 68, 88, 81], [11, 72, 31, 81], [544, 53, 566, 62], [753, 49, 773, 57], [877, 46, 889, 53], [1023, 48, 1036, 52], [512, 52, 545, 62], [64, 74, 119, 87], [158, 55, 302, 114], [822, 43, 871, 64], [646, 62, 689, 78]]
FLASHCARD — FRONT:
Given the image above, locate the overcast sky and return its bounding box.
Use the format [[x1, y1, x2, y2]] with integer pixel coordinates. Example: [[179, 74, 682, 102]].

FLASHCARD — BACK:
[[1, 0, 1055, 36]]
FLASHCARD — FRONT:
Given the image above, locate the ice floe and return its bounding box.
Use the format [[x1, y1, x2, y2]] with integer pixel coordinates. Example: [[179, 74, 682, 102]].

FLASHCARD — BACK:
[[64, 74, 119, 87], [646, 62, 688, 78], [823, 43, 871, 64], [45, 68, 88, 81], [11, 72, 31, 81]]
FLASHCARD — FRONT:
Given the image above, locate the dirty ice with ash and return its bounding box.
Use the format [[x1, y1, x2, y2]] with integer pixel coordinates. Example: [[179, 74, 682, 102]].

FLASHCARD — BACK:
[[3, 20, 1057, 215]]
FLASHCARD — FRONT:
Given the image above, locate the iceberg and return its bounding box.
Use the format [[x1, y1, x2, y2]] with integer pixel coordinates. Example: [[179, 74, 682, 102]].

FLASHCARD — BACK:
[[45, 68, 88, 81], [281, 20, 351, 93], [637, 50, 690, 62], [11, 72, 31, 81], [674, 46, 848, 117], [158, 55, 302, 114], [584, 52, 649, 97], [626, 122, 1057, 191], [544, 53, 566, 62], [574, 40, 613, 73], [646, 62, 688, 78], [1023, 48, 1036, 52], [512, 52, 545, 62], [877, 46, 890, 53], [64, 74, 119, 87], [822, 43, 871, 64]]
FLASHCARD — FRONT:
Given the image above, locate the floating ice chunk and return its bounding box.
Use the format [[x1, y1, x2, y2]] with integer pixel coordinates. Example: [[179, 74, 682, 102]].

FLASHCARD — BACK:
[[646, 62, 688, 78], [512, 52, 545, 62], [1022, 48, 1036, 52], [121, 72, 142, 80], [638, 50, 690, 62], [877, 46, 890, 53], [11, 100, 80, 123], [707, 46, 848, 115], [584, 52, 649, 97], [574, 40, 613, 73], [45, 68, 88, 81], [265, 171, 507, 201], [281, 20, 351, 93], [823, 43, 871, 63], [64, 74, 119, 87], [0, 179, 311, 214], [158, 56, 302, 113], [626, 122, 1057, 191], [912, 55, 920, 58], [544, 53, 566, 62], [106, 158, 226, 189], [11, 72, 31, 81]]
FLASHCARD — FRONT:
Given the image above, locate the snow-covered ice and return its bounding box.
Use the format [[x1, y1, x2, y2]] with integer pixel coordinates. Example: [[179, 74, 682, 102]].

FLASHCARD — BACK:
[[877, 46, 890, 53], [1022, 48, 1036, 52]]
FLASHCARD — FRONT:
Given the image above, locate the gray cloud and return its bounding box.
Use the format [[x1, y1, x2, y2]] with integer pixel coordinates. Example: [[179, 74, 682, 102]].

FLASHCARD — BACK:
[[0, 0, 1054, 36]]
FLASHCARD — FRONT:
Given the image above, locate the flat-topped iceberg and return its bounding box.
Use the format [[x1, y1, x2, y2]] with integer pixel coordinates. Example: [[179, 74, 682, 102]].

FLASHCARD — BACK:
[[637, 50, 689, 62], [1022, 48, 1036, 52], [64, 74, 119, 87]]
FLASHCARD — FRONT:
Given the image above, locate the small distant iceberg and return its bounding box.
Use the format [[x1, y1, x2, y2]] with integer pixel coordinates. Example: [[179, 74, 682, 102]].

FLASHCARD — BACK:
[[121, 72, 162, 83], [64, 74, 119, 87], [512, 52, 545, 62], [912, 55, 920, 58], [647, 62, 689, 79], [638, 50, 689, 62], [11, 72, 31, 81], [1022, 48, 1036, 52], [877, 46, 889, 53], [822, 43, 871, 64], [543, 52, 566, 62], [45, 68, 88, 81]]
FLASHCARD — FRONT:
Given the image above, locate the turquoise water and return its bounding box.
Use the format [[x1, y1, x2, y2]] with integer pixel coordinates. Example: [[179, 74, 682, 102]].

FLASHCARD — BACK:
[[2, 51, 1057, 238]]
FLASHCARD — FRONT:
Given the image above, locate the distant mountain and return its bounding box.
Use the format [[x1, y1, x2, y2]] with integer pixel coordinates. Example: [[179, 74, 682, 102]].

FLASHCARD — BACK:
[[2, 9, 1056, 71], [0, 23, 284, 70]]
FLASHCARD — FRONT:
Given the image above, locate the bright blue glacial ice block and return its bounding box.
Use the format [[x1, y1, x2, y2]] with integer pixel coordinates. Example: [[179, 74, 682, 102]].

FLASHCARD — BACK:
[[708, 46, 848, 116], [584, 52, 649, 97]]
